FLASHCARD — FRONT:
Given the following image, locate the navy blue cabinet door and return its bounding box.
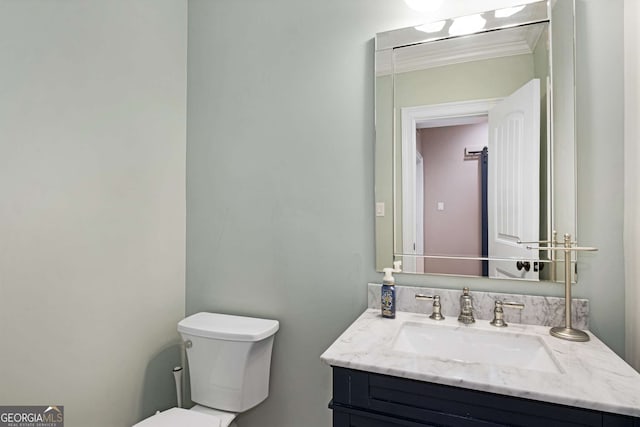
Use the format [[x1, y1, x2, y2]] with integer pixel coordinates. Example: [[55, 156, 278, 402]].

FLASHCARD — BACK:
[[329, 367, 640, 427]]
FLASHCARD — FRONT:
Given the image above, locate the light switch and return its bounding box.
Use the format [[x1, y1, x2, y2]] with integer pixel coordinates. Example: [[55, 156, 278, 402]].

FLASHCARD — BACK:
[[376, 202, 385, 217], [437, 202, 445, 211]]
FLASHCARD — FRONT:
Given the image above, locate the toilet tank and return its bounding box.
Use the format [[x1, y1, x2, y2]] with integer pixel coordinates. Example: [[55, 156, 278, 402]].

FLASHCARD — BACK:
[[178, 313, 279, 413]]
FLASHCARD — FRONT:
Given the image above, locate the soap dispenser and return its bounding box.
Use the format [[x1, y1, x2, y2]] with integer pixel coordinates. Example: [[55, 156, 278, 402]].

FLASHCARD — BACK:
[[381, 261, 402, 319]]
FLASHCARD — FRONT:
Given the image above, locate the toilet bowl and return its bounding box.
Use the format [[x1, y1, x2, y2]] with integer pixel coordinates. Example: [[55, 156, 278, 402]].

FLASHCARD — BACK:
[[133, 312, 279, 427]]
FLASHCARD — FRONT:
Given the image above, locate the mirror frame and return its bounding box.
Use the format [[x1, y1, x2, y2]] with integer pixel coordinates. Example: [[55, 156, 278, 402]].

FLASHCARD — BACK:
[[374, 0, 577, 281]]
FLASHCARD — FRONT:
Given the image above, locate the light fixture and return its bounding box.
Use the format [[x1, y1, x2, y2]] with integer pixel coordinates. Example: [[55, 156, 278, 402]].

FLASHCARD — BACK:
[[449, 14, 486, 36], [403, 0, 443, 13], [494, 5, 526, 18], [414, 20, 446, 33]]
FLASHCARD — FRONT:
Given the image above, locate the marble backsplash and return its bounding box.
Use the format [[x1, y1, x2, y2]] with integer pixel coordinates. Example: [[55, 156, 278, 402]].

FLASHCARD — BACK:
[[368, 283, 589, 330]]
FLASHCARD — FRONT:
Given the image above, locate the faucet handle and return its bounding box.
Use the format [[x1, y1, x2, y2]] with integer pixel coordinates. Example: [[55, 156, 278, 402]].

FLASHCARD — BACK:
[[490, 300, 525, 327], [415, 294, 445, 321]]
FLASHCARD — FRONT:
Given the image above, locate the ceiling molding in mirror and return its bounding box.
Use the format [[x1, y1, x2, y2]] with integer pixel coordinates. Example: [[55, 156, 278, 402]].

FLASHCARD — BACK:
[[374, 0, 577, 283], [377, 24, 547, 76]]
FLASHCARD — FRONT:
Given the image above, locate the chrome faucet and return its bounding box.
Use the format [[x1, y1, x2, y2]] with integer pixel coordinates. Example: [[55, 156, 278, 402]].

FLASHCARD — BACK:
[[458, 287, 475, 324], [415, 294, 445, 320]]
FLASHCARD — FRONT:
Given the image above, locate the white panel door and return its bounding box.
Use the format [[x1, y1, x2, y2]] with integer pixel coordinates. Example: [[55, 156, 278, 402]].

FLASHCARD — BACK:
[[488, 79, 540, 280]]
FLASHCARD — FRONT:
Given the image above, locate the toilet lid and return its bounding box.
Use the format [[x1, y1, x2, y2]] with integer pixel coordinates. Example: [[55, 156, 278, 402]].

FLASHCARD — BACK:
[[133, 408, 221, 427]]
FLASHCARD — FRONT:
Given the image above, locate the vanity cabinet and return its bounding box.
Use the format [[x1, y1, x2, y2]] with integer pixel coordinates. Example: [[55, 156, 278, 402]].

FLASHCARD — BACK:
[[329, 367, 640, 427]]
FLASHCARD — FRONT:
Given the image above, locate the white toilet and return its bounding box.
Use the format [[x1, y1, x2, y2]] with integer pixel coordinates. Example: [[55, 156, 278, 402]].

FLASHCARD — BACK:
[[134, 312, 279, 427]]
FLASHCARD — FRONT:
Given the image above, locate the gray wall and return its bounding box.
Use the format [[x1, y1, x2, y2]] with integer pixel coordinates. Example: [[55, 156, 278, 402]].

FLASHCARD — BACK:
[[575, 0, 625, 353], [0, 1, 187, 426], [186, 1, 624, 427], [186, 1, 392, 426]]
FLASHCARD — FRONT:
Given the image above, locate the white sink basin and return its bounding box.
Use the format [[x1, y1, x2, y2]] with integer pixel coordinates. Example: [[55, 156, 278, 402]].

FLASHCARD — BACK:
[[392, 322, 562, 374]]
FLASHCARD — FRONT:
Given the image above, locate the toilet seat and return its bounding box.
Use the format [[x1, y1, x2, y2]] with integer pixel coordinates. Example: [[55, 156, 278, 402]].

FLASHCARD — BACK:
[[133, 407, 236, 427]]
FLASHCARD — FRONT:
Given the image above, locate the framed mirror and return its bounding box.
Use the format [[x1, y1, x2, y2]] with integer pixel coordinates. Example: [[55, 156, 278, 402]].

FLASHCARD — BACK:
[[374, 0, 577, 282]]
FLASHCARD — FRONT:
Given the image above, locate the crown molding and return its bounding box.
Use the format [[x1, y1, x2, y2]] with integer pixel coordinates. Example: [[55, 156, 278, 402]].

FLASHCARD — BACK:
[[376, 23, 545, 76]]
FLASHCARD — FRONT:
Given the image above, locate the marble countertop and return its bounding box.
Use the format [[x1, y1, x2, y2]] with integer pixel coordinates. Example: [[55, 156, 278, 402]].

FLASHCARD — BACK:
[[321, 309, 640, 417]]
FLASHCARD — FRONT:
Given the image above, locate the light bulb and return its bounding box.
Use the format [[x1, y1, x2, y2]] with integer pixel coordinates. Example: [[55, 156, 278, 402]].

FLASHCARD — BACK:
[[403, 0, 443, 13], [495, 5, 526, 18], [449, 14, 486, 36], [415, 20, 446, 33]]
